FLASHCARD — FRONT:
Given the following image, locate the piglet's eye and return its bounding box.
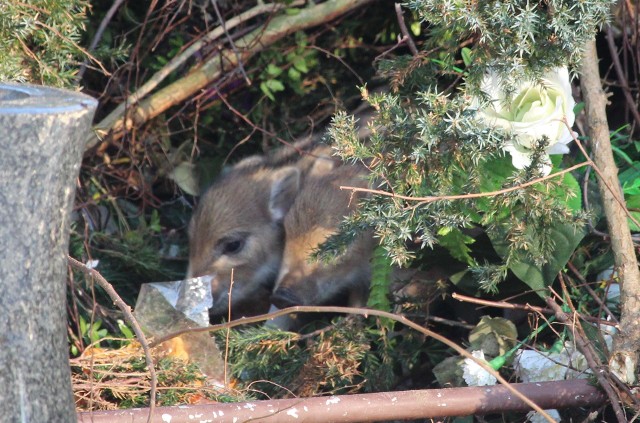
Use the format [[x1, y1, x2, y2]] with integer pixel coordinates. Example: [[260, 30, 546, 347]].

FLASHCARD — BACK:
[[220, 237, 245, 255]]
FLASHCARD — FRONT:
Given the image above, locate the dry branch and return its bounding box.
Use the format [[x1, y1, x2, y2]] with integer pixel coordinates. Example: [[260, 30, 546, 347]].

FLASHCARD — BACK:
[[86, 0, 375, 150], [579, 40, 640, 386]]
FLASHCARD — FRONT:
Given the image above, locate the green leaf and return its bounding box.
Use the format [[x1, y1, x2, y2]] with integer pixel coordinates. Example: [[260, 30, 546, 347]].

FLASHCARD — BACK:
[[468, 316, 517, 357], [437, 227, 476, 265], [292, 56, 309, 73], [149, 209, 162, 233], [410, 22, 421, 37], [623, 178, 640, 196], [619, 166, 640, 189], [488, 223, 586, 296], [625, 195, 640, 232], [260, 81, 275, 101], [266, 63, 283, 77], [461, 47, 473, 67], [368, 246, 392, 312], [288, 67, 301, 81], [611, 145, 634, 166], [559, 170, 582, 212], [265, 79, 285, 92], [284, 7, 300, 15], [118, 319, 135, 339], [475, 155, 515, 215], [168, 162, 199, 196]]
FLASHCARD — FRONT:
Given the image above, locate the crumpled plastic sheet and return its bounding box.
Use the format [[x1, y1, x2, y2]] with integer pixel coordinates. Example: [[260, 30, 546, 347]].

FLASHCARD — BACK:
[[134, 275, 225, 385]]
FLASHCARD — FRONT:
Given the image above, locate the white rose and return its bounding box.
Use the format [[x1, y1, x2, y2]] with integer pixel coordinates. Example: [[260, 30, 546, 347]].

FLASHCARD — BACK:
[[476, 67, 576, 175]]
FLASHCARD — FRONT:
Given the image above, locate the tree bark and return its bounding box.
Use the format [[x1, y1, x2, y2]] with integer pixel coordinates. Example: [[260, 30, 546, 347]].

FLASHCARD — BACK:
[[0, 84, 97, 422], [579, 40, 640, 384], [87, 0, 375, 150]]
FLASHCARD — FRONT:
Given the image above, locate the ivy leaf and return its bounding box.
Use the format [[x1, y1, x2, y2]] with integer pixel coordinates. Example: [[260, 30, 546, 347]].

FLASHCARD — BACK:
[[488, 222, 586, 295], [288, 67, 301, 81], [265, 79, 285, 92], [437, 227, 476, 265], [468, 316, 517, 357], [292, 55, 309, 73], [625, 194, 640, 232], [266, 63, 283, 77], [260, 81, 275, 101]]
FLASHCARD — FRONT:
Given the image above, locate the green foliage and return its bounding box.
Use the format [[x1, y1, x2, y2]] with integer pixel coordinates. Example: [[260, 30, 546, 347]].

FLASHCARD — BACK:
[[78, 316, 108, 347], [405, 0, 612, 89], [367, 246, 393, 312], [0, 0, 90, 86], [327, 0, 610, 293], [258, 33, 318, 101], [224, 317, 433, 397], [610, 127, 640, 231]]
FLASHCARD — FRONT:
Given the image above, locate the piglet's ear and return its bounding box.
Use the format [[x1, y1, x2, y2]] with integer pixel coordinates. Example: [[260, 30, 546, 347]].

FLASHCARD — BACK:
[[269, 166, 300, 222]]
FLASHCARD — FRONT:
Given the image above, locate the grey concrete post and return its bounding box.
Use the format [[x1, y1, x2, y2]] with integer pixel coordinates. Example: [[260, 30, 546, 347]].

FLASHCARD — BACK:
[[0, 84, 97, 422]]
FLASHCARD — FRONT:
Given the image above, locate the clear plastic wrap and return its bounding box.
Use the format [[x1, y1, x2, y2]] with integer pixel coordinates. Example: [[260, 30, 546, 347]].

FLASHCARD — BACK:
[[134, 275, 226, 385]]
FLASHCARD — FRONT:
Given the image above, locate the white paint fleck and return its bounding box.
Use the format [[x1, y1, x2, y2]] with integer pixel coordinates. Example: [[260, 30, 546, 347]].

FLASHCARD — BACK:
[[391, 397, 397, 403], [287, 408, 299, 418], [326, 396, 341, 405], [219, 411, 224, 416], [212, 411, 218, 418], [233, 418, 238, 423], [85, 259, 100, 269], [244, 403, 257, 411], [194, 413, 203, 418], [303, 406, 308, 412], [438, 403, 448, 407], [162, 414, 173, 422], [199, 420, 213, 423], [437, 393, 443, 398]]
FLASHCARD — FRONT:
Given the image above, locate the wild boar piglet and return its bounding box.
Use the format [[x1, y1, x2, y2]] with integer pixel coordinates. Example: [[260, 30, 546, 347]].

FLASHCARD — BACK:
[[271, 163, 374, 312], [187, 143, 335, 320]]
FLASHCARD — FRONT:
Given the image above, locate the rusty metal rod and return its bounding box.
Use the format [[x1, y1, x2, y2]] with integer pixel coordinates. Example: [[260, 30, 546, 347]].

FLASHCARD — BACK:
[[77, 379, 605, 422]]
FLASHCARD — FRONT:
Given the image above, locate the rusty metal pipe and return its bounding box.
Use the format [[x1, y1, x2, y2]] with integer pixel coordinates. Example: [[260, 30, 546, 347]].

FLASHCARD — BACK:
[[78, 379, 605, 422]]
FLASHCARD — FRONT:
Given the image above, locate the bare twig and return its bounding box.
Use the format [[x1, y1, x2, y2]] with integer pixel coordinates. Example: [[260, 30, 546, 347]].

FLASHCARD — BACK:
[[546, 294, 626, 422], [87, 0, 372, 149], [67, 256, 157, 423], [451, 292, 617, 327], [210, 0, 251, 85], [566, 261, 619, 324], [605, 25, 640, 129], [341, 160, 590, 207], [77, 0, 127, 80], [340, 123, 640, 229], [394, 3, 418, 56]]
